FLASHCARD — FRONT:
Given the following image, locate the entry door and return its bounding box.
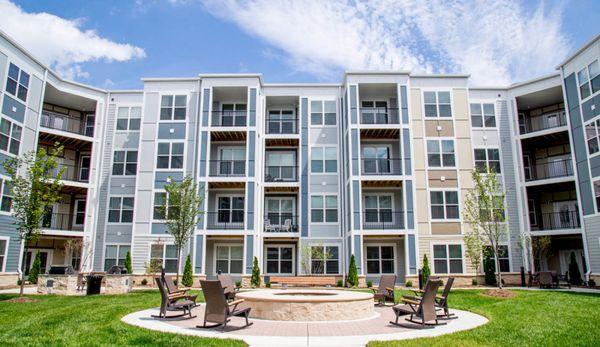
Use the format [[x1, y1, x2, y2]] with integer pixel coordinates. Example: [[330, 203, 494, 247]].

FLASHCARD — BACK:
[[25, 250, 52, 275], [265, 246, 294, 275], [559, 249, 584, 276]]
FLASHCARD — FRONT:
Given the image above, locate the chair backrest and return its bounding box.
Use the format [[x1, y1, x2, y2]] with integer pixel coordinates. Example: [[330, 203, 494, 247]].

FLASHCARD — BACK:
[[377, 275, 396, 295], [200, 280, 229, 324], [217, 274, 234, 294], [284, 219, 292, 228], [419, 279, 442, 323], [539, 271, 553, 285], [439, 277, 454, 304], [163, 274, 179, 294], [155, 276, 168, 303]]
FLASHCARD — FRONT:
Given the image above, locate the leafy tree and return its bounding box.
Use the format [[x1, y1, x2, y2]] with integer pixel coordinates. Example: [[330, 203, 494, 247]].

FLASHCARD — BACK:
[[464, 231, 483, 284], [182, 255, 193, 287], [483, 249, 497, 285], [124, 251, 133, 274], [63, 238, 94, 272], [251, 256, 261, 287], [158, 176, 203, 284], [300, 242, 333, 275], [569, 252, 582, 285], [3, 145, 64, 295], [463, 167, 507, 289], [421, 254, 431, 285], [347, 254, 358, 287], [28, 251, 41, 284]]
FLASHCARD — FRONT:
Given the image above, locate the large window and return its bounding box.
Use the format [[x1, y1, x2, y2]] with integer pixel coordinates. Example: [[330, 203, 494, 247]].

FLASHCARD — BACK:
[[311, 147, 337, 173], [366, 245, 394, 274], [362, 146, 391, 174], [0, 238, 7, 272], [433, 244, 463, 274], [160, 95, 186, 120], [585, 119, 600, 155], [430, 191, 459, 220], [483, 245, 510, 273], [474, 148, 501, 173], [151, 244, 178, 273], [73, 200, 86, 226], [427, 139, 455, 167], [104, 245, 130, 271], [157, 142, 184, 169], [311, 195, 338, 223], [310, 100, 336, 125], [116, 106, 141, 131], [112, 150, 138, 175], [108, 197, 134, 223], [0, 178, 12, 212], [577, 60, 600, 100], [310, 245, 339, 274], [153, 191, 180, 220], [481, 195, 505, 222], [470, 103, 496, 128], [265, 151, 296, 181], [215, 245, 243, 274], [217, 196, 244, 224], [267, 109, 295, 134], [0, 117, 22, 156], [424, 91, 451, 118], [5, 63, 29, 102], [266, 246, 293, 274], [364, 195, 392, 223]]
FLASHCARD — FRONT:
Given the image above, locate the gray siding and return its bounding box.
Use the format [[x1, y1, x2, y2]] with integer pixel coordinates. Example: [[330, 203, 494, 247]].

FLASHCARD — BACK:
[[0, 215, 20, 273], [583, 215, 600, 273], [301, 97, 308, 237]]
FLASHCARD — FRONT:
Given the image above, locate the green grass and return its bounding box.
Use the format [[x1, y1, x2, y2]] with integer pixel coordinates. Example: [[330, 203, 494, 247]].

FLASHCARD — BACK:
[[0, 289, 598, 346]]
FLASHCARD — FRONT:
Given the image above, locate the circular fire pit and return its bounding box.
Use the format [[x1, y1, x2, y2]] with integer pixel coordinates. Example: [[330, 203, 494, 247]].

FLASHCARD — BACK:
[[236, 289, 374, 321]]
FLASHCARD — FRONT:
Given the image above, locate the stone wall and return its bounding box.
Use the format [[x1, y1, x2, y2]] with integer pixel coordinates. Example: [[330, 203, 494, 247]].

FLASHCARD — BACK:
[[102, 275, 133, 294], [0, 274, 19, 288], [37, 275, 81, 295]]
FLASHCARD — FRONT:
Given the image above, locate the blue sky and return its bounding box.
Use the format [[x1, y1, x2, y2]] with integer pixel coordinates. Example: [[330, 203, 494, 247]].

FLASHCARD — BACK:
[[1, 0, 599, 89]]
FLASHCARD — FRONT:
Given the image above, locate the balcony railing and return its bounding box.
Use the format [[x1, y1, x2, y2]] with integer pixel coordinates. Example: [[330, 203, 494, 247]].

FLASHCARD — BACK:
[[520, 111, 567, 135], [50, 163, 90, 183], [525, 159, 573, 181], [211, 110, 247, 127], [208, 160, 248, 177], [266, 118, 299, 134], [40, 111, 94, 137], [263, 214, 299, 232], [361, 158, 403, 175], [360, 108, 400, 124], [41, 212, 82, 231], [264, 165, 298, 182], [533, 211, 581, 230], [206, 211, 245, 230], [359, 211, 405, 230]]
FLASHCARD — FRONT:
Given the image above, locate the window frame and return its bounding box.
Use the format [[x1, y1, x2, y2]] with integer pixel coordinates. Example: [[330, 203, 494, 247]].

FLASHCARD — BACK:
[[363, 194, 394, 224], [423, 91, 453, 118], [107, 196, 135, 224], [430, 190, 460, 221], [150, 243, 178, 274], [0, 116, 23, 157], [264, 244, 295, 275], [214, 244, 244, 274], [426, 138, 456, 168], [72, 199, 86, 226], [156, 142, 185, 170], [159, 94, 187, 121], [309, 244, 340, 275], [482, 245, 511, 273], [216, 194, 245, 224], [432, 243, 464, 275], [473, 147, 502, 174], [310, 146, 337, 174], [0, 176, 12, 214], [577, 59, 600, 102], [115, 106, 142, 131], [364, 244, 396, 275], [104, 244, 131, 271], [469, 102, 497, 128], [593, 180, 600, 214], [5, 62, 29, 103], [585, 117, 600, 158], [310, 195, 338, 224], [0, 236, 9, 272], [310, 100, 337, 126], [112, 149, 138, 176]]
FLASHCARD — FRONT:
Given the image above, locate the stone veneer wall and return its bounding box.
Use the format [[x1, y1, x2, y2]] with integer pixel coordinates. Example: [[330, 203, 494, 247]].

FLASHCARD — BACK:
[[102, 275, 133, 294], [37, 275, 81, 295], [0, 274, 19, 288]]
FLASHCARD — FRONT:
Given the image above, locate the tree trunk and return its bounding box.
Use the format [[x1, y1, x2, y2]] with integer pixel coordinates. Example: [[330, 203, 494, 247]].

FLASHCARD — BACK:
[[20, 245, 28, 296], [175, 248, 180, 286], [494, 250, 503, 289]]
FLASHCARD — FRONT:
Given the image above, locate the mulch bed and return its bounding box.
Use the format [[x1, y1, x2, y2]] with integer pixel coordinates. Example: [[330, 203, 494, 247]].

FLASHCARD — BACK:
[[3, 297, 40, 303], [482, 289, 516, 298]]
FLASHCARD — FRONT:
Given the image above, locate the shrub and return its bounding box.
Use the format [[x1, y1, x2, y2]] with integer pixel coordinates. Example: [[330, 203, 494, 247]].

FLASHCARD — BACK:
[[366, 280, 373, 288], [141, 278, 148, 286], [28, 252, 41, 284], [337, 279, 343, 287], [265, 281, 271, 288], [421, 254, 431, 285], [472, 278, 478, 286], [235, 280, 242, 288], [569, 252, 582, 285], [347, 255, 359, 287], [483, 250, 497, 286], [124, 251, 133, 274], [405, 280, 412, 288], [251, 256, 261, 287], [182, 255, 193, 287]]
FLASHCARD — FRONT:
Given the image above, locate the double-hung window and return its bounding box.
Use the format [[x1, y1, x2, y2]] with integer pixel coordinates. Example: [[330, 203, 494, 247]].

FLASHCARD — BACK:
[[116, 106, 141, 131], [104, 245, 130, 271], [151, 244, 178, 273], [217, 196, 244, 224], [430, 191, 459, 220], [364, 195, 392, 225], [483, 245, 510, 272], [160, 95, 186, 120], [153, 192, 168, 220], [310, 195, 338, 223], [108, 197, 134, 223], [267, 109, 295, 134], [0, 118, 22, 155], [433, 244, 463, 274], [0, 238, 7, 271], [427, 139, 455, 167], [585, 119, 600, 155], [470, 103, 496, 128], [311, 147, 337, 173], [0, 178, 12, 212], [215, 245, 243, 274], [218, 147, 245, 176], [5, 63, 29, 102], [424, 91, 451, 118], [310, 100, 336, 125], [361, 101, 389, 124], [366, 245, 395, 274], [474, 148, 501, 173], [310, 246, 339, 274], [577, 60, 600, 100], [481, 195, 506, 222], [73, 200, 86, 226], [112, 150, 138, 175], [362, 146, 391, 174], [157, 142, 184, 169]]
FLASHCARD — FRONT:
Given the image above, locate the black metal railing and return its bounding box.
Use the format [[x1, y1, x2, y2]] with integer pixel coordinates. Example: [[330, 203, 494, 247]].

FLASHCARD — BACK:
[[520, 111, 567, 134], [360, 158, 403, 175], [50, 163, 90, 182], [359, 211, 405, 229], [525, 159, 573, 181], [534, 211, 581, 230], [40, 111, 94, 137], [266, 118, 299, 134], [211, 110, 247, 127], [206, 211, 245, 230], [41, 212, 82, 231], [208, 160, 247, 177], [360, 108, 400, 124], [263, 214, 299, 232], [264, 165, 298, 182]]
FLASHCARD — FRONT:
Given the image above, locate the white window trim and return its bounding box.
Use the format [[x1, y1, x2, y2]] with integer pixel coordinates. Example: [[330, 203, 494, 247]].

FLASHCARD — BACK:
[[308, 244, 341, 275], [149, 243, 178, 274], [473, 147, 502, 174], [425, 137, 457, 169], [431, 242, 464, 275], [362, 194, 395, 224], [0, 116, 23, 158], [107, 195, 135, 225], [152, 190, 168, 222], [5, 62, 29, 104], [111, 149, 138, 176], [364, 243, 397, 275], [159, 93, 188, 122], [310, 146, 338, 174], [584, 116, 600, 159], [115, 105, 142, 132], [0, 236, 9, 272], [482, 244, 511, 273], [576, 59, 600, 103], [310, 194, 338, 225], [309, 99, 337, 127], [429, 189, 461, 222], [422, 90, 454, 119], [0, 174, 12, 216], [72, 199, 86, 226], [469, 102, 497, 129], [213, 243, 244, 275], [155, 141, 185, 171], [215, 194, 245, 224], [264, 244, 296, 276]]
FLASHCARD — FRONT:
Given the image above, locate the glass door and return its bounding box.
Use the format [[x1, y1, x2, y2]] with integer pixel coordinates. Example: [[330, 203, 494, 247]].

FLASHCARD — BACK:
[[85, 114, 95, 137], [265, 197, 294, 227], [79, 155, 90, 182], [219, 147, 245, 176], [265, 246, 294, 275]]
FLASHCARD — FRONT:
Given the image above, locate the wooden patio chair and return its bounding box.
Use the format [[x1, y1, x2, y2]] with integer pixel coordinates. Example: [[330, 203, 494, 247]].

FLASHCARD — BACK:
[[371, 275, 396, 305], [538, 271, 554, 289], [410, 277, 455, 319], [217, 274, 239, 301], [197, 280, 252, 331], [163, 274, 197, 304], [391, 279, 444, 328], [152, 276, 196, 319]]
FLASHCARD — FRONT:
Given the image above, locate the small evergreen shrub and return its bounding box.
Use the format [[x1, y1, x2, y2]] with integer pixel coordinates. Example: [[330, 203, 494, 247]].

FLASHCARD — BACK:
[[124, 251, 133, 274], [472, 278, 478, 286], [483, 250, 497, 285], [347, 255, 359, 287], [337, 279, 343, 287], [569, 252, 582, 285], [366, 280, 373, 288], [251, 256, 261, 287], [405, 280, 413, 288], [182, 255, 193, 287], [421, 254, 431, 285], [28, 252, 41, 284]]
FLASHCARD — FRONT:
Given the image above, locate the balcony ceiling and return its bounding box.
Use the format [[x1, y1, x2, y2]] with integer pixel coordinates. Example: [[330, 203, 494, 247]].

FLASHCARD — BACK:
[[360, 128, 400, 139], [521, 131, 569, 148], [358, 83, 397, 99], [58, 184, 88, 195], [516, 86, 563, 110], [39, 132, 93, 149], [44, 83, 96, 112], [208, 182, 245, 189], [211, 131, 246, 141], [362, 180, 403, 188], [265, 138, 298, 147], [526, 180, 576, 194], [213, 86, 247, 101], [265, 186, 298, 193]]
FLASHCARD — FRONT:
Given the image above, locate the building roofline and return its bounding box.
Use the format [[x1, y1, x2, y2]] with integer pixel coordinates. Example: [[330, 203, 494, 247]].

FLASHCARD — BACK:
[[468, 86, 508, 91], [410, 73, 470, 78], [262, 83, 341, 88], [140, 77, 199, 82], [108, 89, 144, 94], [556, 32, 600, 69], [508, 73, 561, 89], [345, 70, 411, 75]]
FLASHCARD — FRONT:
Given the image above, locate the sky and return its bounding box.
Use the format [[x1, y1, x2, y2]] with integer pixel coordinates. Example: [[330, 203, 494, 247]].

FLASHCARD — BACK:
[[0, 0, 598, 89]]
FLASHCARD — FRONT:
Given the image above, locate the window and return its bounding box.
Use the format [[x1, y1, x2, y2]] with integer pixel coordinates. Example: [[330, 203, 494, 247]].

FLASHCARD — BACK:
[[160, 95, 186, 120], [362, 146, 391, 174], [480, 195, 505, 222], [215, 245, 243, 274], [108, 197, 134, 223], [112, 150, 138, 175], [585, 119, 600, 155], [470, 103, 496, 128], [361, 101, 390, 124], [430, 191, 459, 220], [483, 245, 510, 273], [104, 245, 130, 271], [474, 148, 501, 173], [424, 91, 451, 118], [311, 147, 337, 173], [266, 246, 293, 274], [153, 192, 168, 220], [427, 139, 455, 167], [267, 109, 295, 134], [528, 199, 538, 226], [578, 60, 600, 100], [265, 151, 296, 181], [116, 107, 141, 131], [5, 63, 29, 102], [219, 104, 247, 126], [311, 195, 338, 223], [310, 100, 336, 125], [366, 245, 395, 274], [218, 147, 245, 175], [433, 244, 463, 274], [0, 238, 7, 271], [594, 181, 600, 213], [151, 244, 178, 273], [0, 118, 22, 155], [217, 196, 244, 224], [310, 246, 339, 274], [364, 195, 392, 224], [157, 142, 184, 169], [73, 200, 86, 226], [0, 179, 12, 212]]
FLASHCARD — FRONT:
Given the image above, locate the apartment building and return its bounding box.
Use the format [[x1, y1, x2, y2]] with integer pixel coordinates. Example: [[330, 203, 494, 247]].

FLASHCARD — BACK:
[[0, 29, 598, 287]]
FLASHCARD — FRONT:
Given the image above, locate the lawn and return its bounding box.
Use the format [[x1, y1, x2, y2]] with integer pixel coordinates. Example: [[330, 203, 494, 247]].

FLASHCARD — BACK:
[[0, 289, 598, 346]]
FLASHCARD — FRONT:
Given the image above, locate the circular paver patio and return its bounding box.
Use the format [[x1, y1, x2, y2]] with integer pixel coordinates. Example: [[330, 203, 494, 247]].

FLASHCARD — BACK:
[[122, 302, 488, 347]]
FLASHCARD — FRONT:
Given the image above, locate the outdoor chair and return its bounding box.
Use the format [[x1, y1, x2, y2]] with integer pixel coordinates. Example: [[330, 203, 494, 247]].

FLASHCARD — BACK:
[[153, 276, 196, 319], [371, 275, 396, 305], [197, 280, 252, 331], [264, 219, 277, 232], [538, 271, 554, 289], [281, 219, 292, 232], [163, 274, 198, 304], [411, 277, 455, 319], [217, 274, 239, 301], [555, 271, 571, 289], [391, 279, 444, 328]]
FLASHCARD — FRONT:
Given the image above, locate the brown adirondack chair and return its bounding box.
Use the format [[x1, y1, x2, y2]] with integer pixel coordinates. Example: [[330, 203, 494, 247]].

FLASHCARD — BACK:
[[411, 277, 455, 319], [153, 276, 196, 319], [391, 279, 444, 328], [197, 280, 252, 331], [163, 274, 197, 304], [217, 274, 239, 300], [371, 275, 396, 305]]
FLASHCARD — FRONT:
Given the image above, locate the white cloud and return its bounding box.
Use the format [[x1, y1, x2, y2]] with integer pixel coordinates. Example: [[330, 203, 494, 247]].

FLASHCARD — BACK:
[[202, 0, 571, 85], [0, 0, 146, 80]]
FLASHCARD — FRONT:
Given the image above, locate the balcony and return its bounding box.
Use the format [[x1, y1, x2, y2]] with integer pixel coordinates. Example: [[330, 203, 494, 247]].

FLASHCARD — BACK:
[[359, 211, 405, 230], [361, 158, 403, 176], [263, 214, 299, 233], [533, 211, 581, 231], [360, 108, 400, 125], [208, 160, 248, 177], [211, 110, 247, 127], [206, 211, 245, 230], [50, 163, 90, 183], [525, 159, 573, 182], [266, 117, 299, 134], [41, 212, 82, 231], [519, 111, 567, 135], [265, 165, 298, 182]]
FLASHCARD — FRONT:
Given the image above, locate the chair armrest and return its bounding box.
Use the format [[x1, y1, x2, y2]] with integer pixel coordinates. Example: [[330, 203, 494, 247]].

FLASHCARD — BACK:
[[411, 289, 425, 295], [385, 287, 395, 293], [168, 292, 187, 300], [402, 295, 421, 302], [401, 297, 421, 305], [436, 294, 444, 300], [228, 299, 245, 306], [370, 286, 379, 293]]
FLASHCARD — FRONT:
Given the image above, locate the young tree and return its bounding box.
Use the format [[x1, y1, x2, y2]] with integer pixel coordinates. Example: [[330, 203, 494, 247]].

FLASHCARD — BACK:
[[421, 254, 431, 285], [182, 255, 193, 287], [251, 256, 261, 287], [63, 238, 94, 272], [463, 168, 507, 289], [347, 255, 358, 287], [519, 231, 551, 272], [300, 243, 333, 275], [464, 231, 484, 284], [4, 145, 64, 295], [124, 251, 133, 274], [158, 176, 203, 284]]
